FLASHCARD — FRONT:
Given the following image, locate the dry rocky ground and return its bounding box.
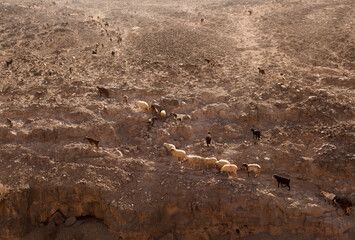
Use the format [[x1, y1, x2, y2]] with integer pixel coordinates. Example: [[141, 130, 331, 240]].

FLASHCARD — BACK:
[[0, 0, 354, 239]]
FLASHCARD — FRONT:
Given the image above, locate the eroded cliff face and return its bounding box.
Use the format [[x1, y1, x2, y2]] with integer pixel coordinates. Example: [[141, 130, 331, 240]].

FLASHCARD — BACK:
[[1, 170, 354, 240]]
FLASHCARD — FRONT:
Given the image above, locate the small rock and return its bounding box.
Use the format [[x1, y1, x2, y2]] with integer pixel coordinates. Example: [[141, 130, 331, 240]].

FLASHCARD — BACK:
[[49, 211, 65, 225], [308, 96, 317, 101], [65, 216, 76, 226]]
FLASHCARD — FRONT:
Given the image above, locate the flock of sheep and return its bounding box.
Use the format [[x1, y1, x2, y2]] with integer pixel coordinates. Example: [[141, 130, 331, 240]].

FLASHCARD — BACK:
[[163, 142, 260, 178], [133, 99, 352, 216], [78, 90, 355, 217]]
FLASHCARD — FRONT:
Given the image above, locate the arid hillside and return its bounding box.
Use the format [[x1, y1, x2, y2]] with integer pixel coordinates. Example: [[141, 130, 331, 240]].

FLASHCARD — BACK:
[[0, 0, 354, 239]]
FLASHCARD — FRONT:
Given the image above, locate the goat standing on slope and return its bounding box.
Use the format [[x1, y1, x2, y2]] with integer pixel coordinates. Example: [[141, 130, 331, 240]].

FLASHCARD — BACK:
[[206, 131, 212, 147]]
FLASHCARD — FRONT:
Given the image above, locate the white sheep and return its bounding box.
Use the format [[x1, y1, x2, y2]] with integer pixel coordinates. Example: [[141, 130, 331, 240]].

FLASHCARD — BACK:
[[163, 143, 176, 151], [320, 191, 336, 205], [241, 163, 261, 177], [203, 157, 217, 168], [186, 155, 204, 166], [221, 164, 238, 177], [170, 148, 186, 162], [216, 160, 230, 169], [160, 110, 167, 119], [171, 113, 191, 123], [137, 100, 150, 112]]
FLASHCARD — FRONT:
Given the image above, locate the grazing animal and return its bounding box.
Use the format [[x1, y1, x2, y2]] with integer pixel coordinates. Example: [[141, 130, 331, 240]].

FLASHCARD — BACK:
[[150, 105, 159, 117], [137, 100, 150, 113], [163, 143, 176, 152], [221, 164, 238, 177], [111, 51, 115, 56], [204, 58, 215, 67], [92, 49, 97, 54], [201, 17, 205, 23], [258, 67, 265, 75], [251, 128, 261, 141], [117, 36, 122, 44], [147, 117, 157, 130], [248, 10, 252, 15], [123, 95, 128, 104], [160, 110, 167, 120], [216, 160, 230, 169], [206, 131, 212, 147], [273, 174, 290, 191], [84, 137, 99, 149], [186, 155, 204, 167], [97, 87, 109, 98], [170, 148, 186, 162], [69, 67, 73, 74], [203, 157, 217, 168], [6, 118, 13, 128], [104, 22, 109, 27], [241, 163, 261, 177], [171, 113, 191, 123], [320, 191, 336, 205], [6, 59, 13, 67], [333, 196, 352, 216], [150, 102, 162, 112]]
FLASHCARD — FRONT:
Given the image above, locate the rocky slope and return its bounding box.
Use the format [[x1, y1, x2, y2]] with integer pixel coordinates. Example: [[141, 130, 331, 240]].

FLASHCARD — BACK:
[[0, 0, 354, 239]]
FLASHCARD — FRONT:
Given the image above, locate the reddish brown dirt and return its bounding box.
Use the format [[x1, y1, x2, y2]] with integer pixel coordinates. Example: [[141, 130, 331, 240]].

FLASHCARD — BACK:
[[0, 0, 354, 239]]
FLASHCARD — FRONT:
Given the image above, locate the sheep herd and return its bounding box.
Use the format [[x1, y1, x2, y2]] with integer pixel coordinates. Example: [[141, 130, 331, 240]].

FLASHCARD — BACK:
[[163, 142, 242, 178], [134, 99, 352, 216]]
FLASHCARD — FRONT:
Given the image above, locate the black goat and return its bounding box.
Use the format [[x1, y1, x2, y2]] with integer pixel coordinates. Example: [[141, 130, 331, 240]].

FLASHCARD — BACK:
[[206, 131, 212, 147], [251, 128, 261, 140], [273, 174, 290, 191], [258, 67, 265, 75], [333, 196, 352, 216], [6, 59, 13, 67]]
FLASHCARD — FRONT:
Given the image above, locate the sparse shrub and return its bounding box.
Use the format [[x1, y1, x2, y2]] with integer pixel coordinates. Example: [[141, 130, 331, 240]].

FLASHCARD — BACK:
[[0, 183, 10, 202]]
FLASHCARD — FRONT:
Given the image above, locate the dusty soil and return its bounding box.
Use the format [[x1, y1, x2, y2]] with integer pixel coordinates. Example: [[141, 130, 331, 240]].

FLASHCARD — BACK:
[[0, 0, 354, 239]]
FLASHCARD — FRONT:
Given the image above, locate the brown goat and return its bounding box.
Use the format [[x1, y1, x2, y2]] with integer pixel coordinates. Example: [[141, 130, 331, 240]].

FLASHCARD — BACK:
[[334, 196, 352, 216], [204, 58, 215, 67], [97, 87, 109, 98], [6, 118, 13, 128], [147, 117, 158, 131], [84, 137, 99, 149], [123, 95, 128, 104]]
